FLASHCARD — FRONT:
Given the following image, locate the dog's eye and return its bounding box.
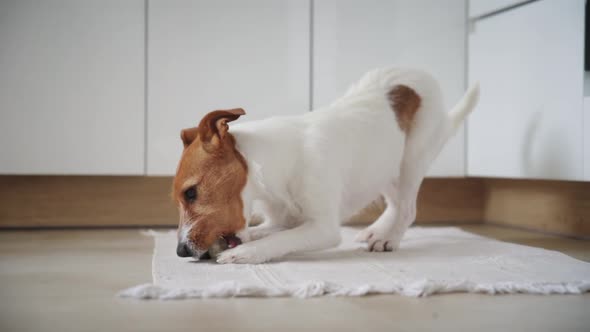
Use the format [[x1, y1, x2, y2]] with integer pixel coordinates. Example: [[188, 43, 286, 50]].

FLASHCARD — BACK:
[[184, 186, 197, 203]]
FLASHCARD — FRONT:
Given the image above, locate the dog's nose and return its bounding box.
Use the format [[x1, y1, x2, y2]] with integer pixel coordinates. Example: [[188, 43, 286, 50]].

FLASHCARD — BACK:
[[176, 242, 192, 257]]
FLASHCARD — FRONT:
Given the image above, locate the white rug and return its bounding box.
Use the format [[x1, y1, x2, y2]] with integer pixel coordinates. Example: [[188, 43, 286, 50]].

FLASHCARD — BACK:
[[119, 227, 590, 299]]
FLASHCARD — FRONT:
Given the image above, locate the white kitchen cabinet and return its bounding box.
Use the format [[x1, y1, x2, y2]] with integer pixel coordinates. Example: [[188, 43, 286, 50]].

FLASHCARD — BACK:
[[147, 0, 310, 175], [469, 0, 531, 18], [467, 0, 585, 180], [0, 0, 145, 175], [313, 0, 468, 177]]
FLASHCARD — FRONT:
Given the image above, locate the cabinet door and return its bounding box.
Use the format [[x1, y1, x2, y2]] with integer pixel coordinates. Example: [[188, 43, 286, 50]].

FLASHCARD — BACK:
[[313, 0, 467, 176], [469, 0, 531, 18], [0, 0, 145, 175], [147, 0, 310, 175], [467, 0, 585, 180]]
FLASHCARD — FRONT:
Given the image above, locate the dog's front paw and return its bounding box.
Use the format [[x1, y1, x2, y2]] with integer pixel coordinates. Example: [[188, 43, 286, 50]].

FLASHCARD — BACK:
[[369, 230, 405, 252], [359, 228, 402, 252], [367, 237, 397, 252], [216, 244, 268, 264], [356, 226, 395, 251]]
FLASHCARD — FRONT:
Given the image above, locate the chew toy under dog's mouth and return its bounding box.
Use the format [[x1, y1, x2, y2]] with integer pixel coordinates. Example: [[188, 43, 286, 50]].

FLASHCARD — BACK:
[[199, 234, 242, 260]]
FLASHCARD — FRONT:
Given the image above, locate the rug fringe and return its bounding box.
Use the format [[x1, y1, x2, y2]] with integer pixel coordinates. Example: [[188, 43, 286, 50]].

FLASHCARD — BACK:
[[118, 279, 590, 300]]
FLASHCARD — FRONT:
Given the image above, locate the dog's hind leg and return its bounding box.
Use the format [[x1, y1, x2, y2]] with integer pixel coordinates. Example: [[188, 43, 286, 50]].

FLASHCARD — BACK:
[[373, 83, 479, 251], [354, 180, 399, 248], [355, 81, 444, 251], [356, 78, 479, 252], [355, 128, 438, 252]]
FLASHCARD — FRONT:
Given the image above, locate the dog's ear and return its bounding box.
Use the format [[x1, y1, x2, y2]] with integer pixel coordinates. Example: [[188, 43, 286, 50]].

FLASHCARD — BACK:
[[197, 108, 246, 144], [180, 127, 199, 148]]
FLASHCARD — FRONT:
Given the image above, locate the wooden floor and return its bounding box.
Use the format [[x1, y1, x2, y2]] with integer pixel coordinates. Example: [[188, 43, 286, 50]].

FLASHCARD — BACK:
[[0, 224, 589, 332]]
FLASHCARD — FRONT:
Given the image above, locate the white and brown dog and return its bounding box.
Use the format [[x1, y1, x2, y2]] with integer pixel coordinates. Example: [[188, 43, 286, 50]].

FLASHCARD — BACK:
[[173, 67, 479, 264]]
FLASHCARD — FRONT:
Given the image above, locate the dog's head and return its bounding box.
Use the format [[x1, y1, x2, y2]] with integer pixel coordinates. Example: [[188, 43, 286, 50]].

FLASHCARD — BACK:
[[173, 108, 248, 258]]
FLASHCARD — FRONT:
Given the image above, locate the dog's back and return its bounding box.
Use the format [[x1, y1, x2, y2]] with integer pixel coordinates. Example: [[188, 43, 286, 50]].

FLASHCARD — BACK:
[[294, 68, 479, 220]]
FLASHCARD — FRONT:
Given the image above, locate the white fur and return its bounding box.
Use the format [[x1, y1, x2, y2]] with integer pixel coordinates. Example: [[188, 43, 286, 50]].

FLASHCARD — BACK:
[[216, 67, 479, 264], [178, 210, 207, 258], [178, 222, 192, 244]]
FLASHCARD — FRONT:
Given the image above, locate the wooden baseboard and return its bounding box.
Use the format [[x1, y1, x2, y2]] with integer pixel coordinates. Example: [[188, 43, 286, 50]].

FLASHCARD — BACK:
[[0, 176, 484, 228], [347, 178, 485, 225], [0, 176, 177, 228], [482, 178, 590, 238], [1, 176, 589, 238]]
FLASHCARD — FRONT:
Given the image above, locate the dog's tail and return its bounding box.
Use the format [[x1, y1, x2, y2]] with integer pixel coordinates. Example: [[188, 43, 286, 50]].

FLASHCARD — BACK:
[[447, 82, 480, 136]]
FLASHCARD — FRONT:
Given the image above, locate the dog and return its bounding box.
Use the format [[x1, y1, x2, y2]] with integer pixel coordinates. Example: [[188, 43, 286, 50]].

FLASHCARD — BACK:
[[173, 67, 479, 264]]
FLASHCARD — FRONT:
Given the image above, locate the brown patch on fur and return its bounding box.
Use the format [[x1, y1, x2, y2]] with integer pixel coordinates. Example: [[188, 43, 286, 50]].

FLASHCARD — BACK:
[[388, 85, 421, 133], [174, 109, 248, 251]]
